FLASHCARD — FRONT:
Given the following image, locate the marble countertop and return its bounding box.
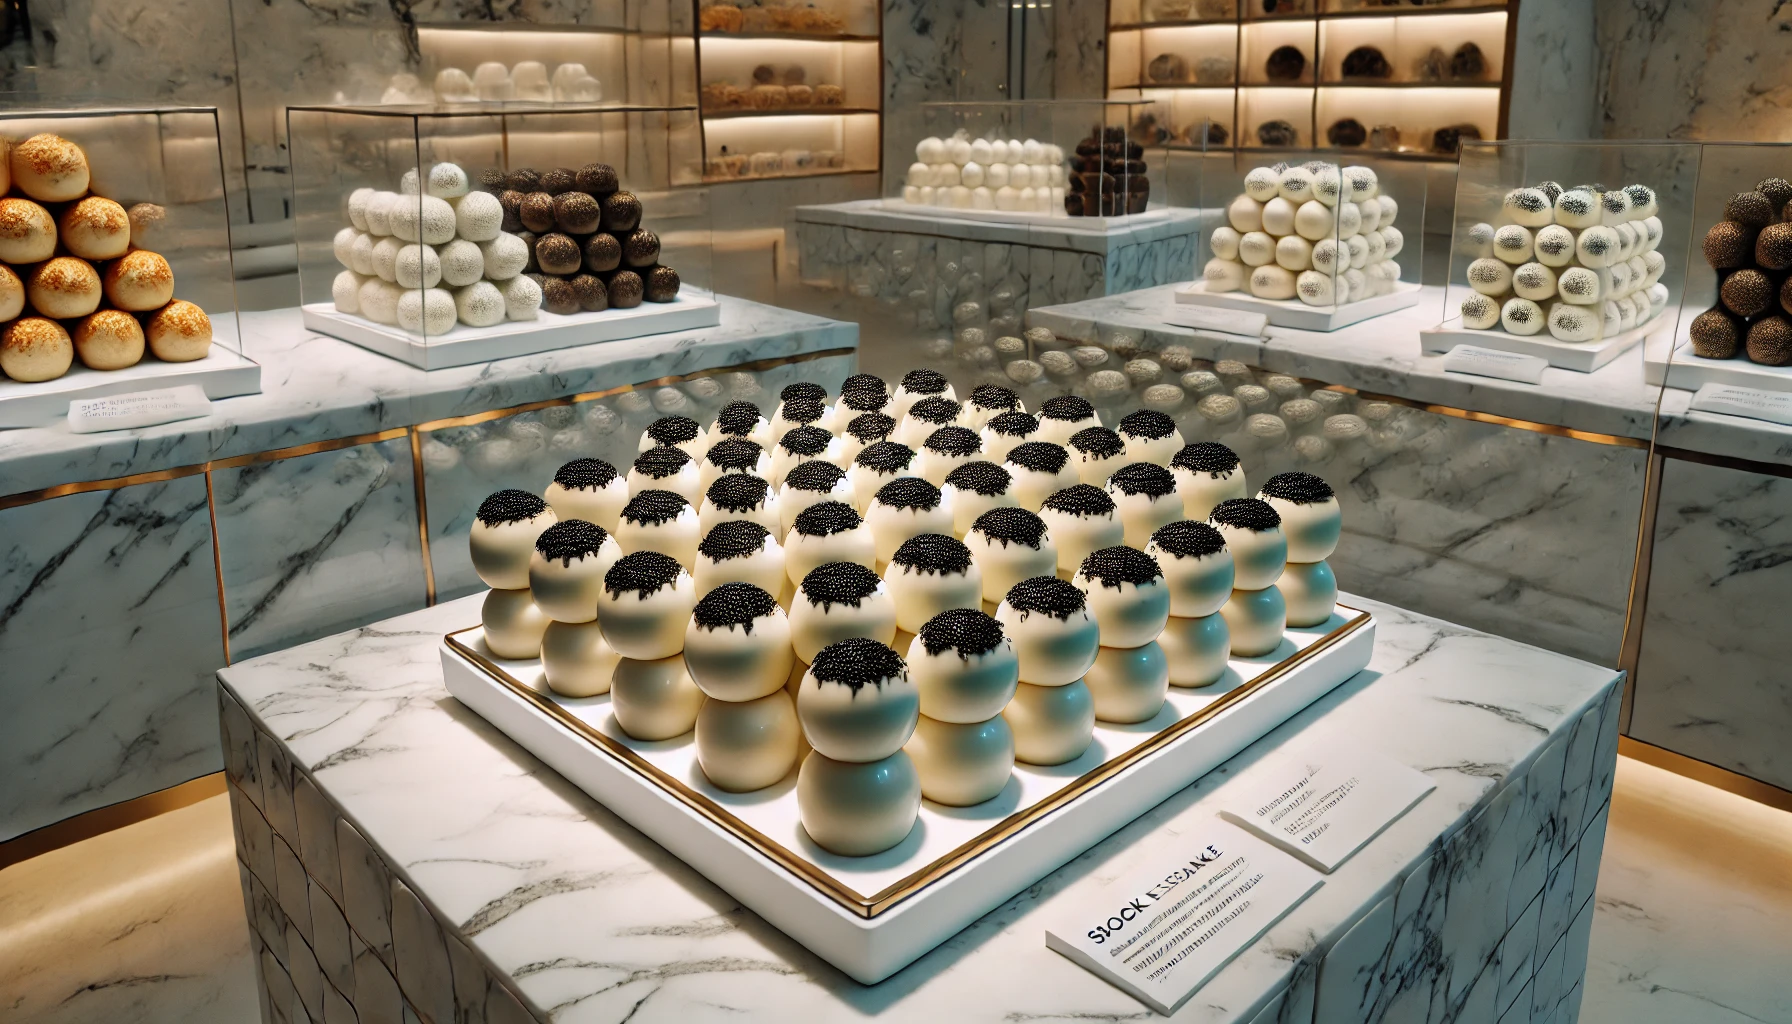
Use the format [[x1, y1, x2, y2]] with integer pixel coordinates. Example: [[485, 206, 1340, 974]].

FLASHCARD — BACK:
[[793, 199, 1206, 254], [220, 592, 1618, 1023], [0, 298, 859, 498]]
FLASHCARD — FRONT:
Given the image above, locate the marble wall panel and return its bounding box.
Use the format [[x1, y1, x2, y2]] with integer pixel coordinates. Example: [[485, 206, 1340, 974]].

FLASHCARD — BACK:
[[1595, 0, 1792, 142], [1506, 0, 1598, 141]]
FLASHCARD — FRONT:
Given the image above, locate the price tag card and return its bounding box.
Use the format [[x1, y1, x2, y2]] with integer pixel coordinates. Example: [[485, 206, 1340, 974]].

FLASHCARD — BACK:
[[68, 385, 213, 434], [1442, 345, 1548, 384], [1162, 303, 1269, 339], [1045, 819, 1322, 1016], [1689, 382, 1792, 426], [1217, 742, 1435, 873]]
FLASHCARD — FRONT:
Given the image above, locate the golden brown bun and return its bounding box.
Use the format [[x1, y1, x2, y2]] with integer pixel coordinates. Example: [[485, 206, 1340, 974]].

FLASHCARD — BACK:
[[127, 203, 166, 250], [147, 300, 212, 362], [28, 257, 102, 319], [12, 133, 90, 202], [60, 196, 131, 260], [74, 309, 145, 370], [102, 249, 174, 311], [1, 317, 73, 382], [0, 197, 56, 264], [0, 264, 22, 321]]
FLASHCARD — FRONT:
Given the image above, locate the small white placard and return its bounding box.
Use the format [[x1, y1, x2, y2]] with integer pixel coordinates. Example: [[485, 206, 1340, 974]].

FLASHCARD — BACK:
[[1045, 819, 1322, 1016], [1162, 303, 1269, 339], [1217, 743, 1436, 873], [67, 384, 212, 433], [1442, 344, 1549, 384], [1689, 382, 1792, 426]]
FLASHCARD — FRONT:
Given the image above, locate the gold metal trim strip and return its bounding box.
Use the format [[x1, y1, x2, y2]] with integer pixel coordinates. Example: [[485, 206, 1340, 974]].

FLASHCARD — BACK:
[[0, 772, 227, 871], [447, 607, 1371, 919], [408, 427, 436, 605], [204, 470, 233, 667], [1309, 383, 1652, 450], [1618, 736, 1792, 815], [208, 428, 413, 471]]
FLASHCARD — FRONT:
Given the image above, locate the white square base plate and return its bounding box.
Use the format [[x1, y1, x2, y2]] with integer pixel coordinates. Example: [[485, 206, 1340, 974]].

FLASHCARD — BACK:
[[1174, 280, 1423, 332], [440, 607, 1375, 985], [300, 292, 722, 370], [876, 198, 1169, 231], [1643, 323, 1792, 394], [1421, 311, 1662, 373], [0, 347, 262, 429]]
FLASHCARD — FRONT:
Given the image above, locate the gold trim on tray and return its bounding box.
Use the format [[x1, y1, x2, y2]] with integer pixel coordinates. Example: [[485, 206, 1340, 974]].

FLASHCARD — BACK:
[[445, 605, 1372, 919]]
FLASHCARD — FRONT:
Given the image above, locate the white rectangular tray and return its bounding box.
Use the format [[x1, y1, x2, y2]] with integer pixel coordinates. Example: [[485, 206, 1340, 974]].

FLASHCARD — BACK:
[[875, 198, 1169, 231], [1174, 280, 1423, 332], [301, 292, 722, 371], [1420, 312, 1662, 373], [0, 347, 262, 429], [1643, 324, 1792, 394], [440, 606, 1376, 984]]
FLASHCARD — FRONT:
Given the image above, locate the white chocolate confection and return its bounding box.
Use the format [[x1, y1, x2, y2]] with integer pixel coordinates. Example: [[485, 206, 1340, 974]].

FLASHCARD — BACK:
[[1072, 545, 1170, 650], [1576, 225, 1618, 268], [1278, 167, 1316, 203], [905, 715, 1013, 807], [1221, 584, 1287, 657], [684, 582, 795, 702], [427, 162, 469, 199], [1500, 297, 1546, 336], [1249, 265, 1298, 300], [1208, 498, 1286, 590], [1493, 224, 1533, 264], [1293, 200, 1335, 242], [907, 607, 1019, 724], [628, 446, 703, 504], [1466, 258, 1511, 296], [710, 400, 776, 449], [1279, 559, 1337, 627], [1204, 258, 1248, 293], [1343, 165, 1379, 204], [967, 507, 1058, 603], [1549, 303, 1601, 343], [891, 369, 956, 421], [1157, 612, 1230, 688], [1067, 427, 1129, 489], [702, 473, 782, 537], [470, 489, 558, 590], [540, 619, 620, 697], [958, 383, 1023, 431], [1004, 442, 1080, 511], [371, 236, 403, 281], [798, 749, 921, 855], [1257, 472, 1341, 563], [1460, 293, 1501, 330], [357, 279, 401, 324], [867, 477, 956, 565], [528, 520, 622, 623], [789, 562, 896, 663], [1003, 679, 1094, 765], [615, 490, 701, 568], [1276, 234, 1313, 272], [454, 280, 505, 327], [885, 533, 984, 633], [396, 288, 456, 336], [1034, 395, 1101, 447], [1227, 194, 1264, 233], [1146, 520, 1235, 619], [1039, 484, 1125, 577], [848, 441, 919, 513], [797, 636, 916, 762], [995, 575, 1100, 686], [784, 501, 876, 584], [481, 586, 550, 660], [1170, 442, 1247, 521], [332, 270, 364, 313], [698, 438, 772, 495], [1296, 270, 1336, 306], [1116, 410, 1183, 467], [1085, 641, 1168, 724], [941, 461, 1019, 537], [1106, 463, 1183, 548], [1557, 266, 1605, 305], [770, 386, 831, 439], [979, 411, 1040, 464], [696, 691, 800, 792], [1504, 188, 1554, 227], [479, 232, 529, 282], [1466, 222, 1496, 259], [777, 461, 855, 536], [693, 520, 787, 597], [1243, 167, 1280, 201], [917, 424, 984, 485], [1260, 197, 1296, 237], [1210, 225, 1242, 260], [770, 426, 841, 488], [611, 653, 704, 741], [597, 551, 696, 660]]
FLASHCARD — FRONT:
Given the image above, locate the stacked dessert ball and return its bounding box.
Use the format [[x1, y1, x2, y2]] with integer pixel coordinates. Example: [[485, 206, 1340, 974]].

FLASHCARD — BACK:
[[0, 133, 212, 384], [330, 160, 681, 335], [1066, 126, 1151, 218], [1688, 178, 1792, 366], [1459, 181, 1667, 342], [1203, 161, 1404, 308], [463, 370, 1344, 857], [902, 132, 1069, 215]]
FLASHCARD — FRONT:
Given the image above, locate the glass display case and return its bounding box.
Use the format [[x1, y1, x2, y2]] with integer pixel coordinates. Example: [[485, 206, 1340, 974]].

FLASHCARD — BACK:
[[288, 103, 717, 371], [1423, 140, 1699, 372], [1173, 148, 1426, 330], [0, 105, 257, 428]]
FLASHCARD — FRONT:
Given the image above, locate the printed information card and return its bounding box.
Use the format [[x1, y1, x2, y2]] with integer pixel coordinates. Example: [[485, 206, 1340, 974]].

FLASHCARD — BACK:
[[1688, 382, 1792, 426], [1046, 819, 1322, 1016], [68, 385, 212, 433], [1217, 742, 1436, 873], [1442, 344, 1549, 384], [1162, 303, 1270, 339]]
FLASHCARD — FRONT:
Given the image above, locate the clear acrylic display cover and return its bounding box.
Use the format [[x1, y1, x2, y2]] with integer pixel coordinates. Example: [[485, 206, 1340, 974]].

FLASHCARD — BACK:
[[289, 103, 717, 371], [1424, 140, 1698, 372], [1174, 148, 1426, 330], [0, 106, 256, 428], [882, 100, 1165, 228]]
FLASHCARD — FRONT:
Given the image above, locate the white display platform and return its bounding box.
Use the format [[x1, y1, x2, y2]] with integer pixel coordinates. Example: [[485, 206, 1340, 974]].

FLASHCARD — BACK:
[[1174, 280, 1423, 332], [1420, 312, 1663, 373], [441, 607, 1376, 985], [876, 198, 1169, 231], [300, 292, 722, 370], [1643, 325, 1792, 394], [0, 346, 262, 429]]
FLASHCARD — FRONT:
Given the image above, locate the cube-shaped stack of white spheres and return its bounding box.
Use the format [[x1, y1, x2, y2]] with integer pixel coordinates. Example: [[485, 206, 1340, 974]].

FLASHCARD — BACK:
[[1202, 162, 1405, 307], [463, 371, 1344, 859], [903, 133, 1068, 214], [1459, 182, 1669, 341]]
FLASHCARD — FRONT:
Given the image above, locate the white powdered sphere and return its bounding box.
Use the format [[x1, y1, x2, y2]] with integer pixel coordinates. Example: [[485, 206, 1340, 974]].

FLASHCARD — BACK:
[[387, 195, 421, 241], [935, 162, 962, 187], [1576, 225, 1619, 268], [969, 138, 994, 165], [1500, 297, 1545, 335], [994, 186, 1020, 211], [372, 236, 404, 282], [1275, 234, 1313, 272], [971, 186, 995, 210], [1364, 231, 1386, 264], [349, 232, 376, 276], [1379, 259, 1401, 285], [438, 239, 485, 287], [1380, 225, 1404, 259], [1210, 225, 1241, 260], [1278, 167, 1316, 203], [333, 226, 359, 268], [1310, 238, 1344, 274], [1617, 293, 1641, 330], [1009, 163, 1033, 189], [1357, 196, 1383, 233], [1613, 222, 1639, 261], [1346, 234, 1370, 269], [1460, 293, 1500, 329], [1376, 194, 1397, 225], [347, 188, 374, 230], [434, 67, 475, 102], [1601, 301, 1622, 337], [1294, 200, 1335, 241], [1238, 231, 1276, 266], [399, 167, 421, 196], [1642, 249, 1666, 288], [901, 185, 921, 204], [917, 186, 936, 206], [453, 192, 504, 242], [917, 137, 946, 164], [1557, 266, 1605, 305], [1549, 302, 1600, 342], [1309, 165, 1342, 208], [948, 185, 973, 208], [419, 195, 456, 245], [395, 243, 442, 289], [332, 270, 364, 313], [1261, 197, 1297, 236], [1021, 139, 1045, 164], [1204, 258, 1248, 293], [397, 287, 457, 335], [455, 281, 507, 327], [1466, 222, 1496, 259], [1642, 215, 1663, 252], [1503, 188, 1554, 227], [1493, 224, 1533, 264], [358, 278, 402, 324], [1600, 189, 1633, 227], [1227, 194, 1264, 233], [427, 163, 469, 199], [1244, 168, 1280, 201], [1343, 165, 1378, 202], [500, 274, 541, 321], [1335, 201, 1362, 238], [908, 162, 933, 187], [1343, 267, 1368, 299], [1533, 224, 1574, 267], [1625, 255, 1648, 292], [1364, 260, 1395, 296], [1249, 264, 1297, 300], [986, 163, 1010, 189], [1467, 257, 1512, 296], [947, 136, 972, 165], [364, 191, 397, 236], [1647, 282, 1669, 316], [480, 232, 529, 280], [1607, 259, 1633, 298], [1296, 270, 1336, 306]]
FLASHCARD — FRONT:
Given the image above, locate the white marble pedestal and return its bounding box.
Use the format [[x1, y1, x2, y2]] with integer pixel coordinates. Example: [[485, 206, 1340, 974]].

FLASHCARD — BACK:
[[218, 592, 1619, 1024]]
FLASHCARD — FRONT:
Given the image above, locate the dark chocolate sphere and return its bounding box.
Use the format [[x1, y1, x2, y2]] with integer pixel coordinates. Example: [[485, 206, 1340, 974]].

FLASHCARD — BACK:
[[519, 192, 557, 233], [1748, 315, 1792, 365], [1703, 221, 1755, 269], [1327, 118, 1367, 147], [478, 168, 507, 194], [536, 233, 584, 276], [569, 273, 608, 312], [1725, 190, 1775, 229], [1780, 274, 1792, 317], [540, 167, 577, 196], [1721, 268, 1774, 317], [607, 269, 644, 308], [498, 190, 526, 233], [1758, 223, 1792, 270], [645, 265, 680, 303], [1340, 46, 1391, 79], [1688, 307, 1741, 359], [1759, 177, 1792, 212], [553, 191, 602, 234], [576, 162, 619, 195], [541, 276, 581, 316], [584, 232, 622, 273], [1265, 45, 1306, 82], [623, 229, 661, 268], [505, 168, 542, 193], [1258, 120, 1298, 147], [602, 191, 643, 233], [517, 231, 539, 273]]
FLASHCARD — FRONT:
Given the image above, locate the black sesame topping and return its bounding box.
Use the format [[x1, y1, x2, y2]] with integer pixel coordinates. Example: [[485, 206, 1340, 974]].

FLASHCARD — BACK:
[[969, 384, 1020, 412], [972, 507, 1048, 548], [778, 425, 832, 457], [691, 582, 779, 632], [780, 382, 825, 404], [1040, 395, 1096, 422], [646, 415, 700, 447], [1108, 463, 1176, 498], [986, 411, 1039, 437], [900, 369, 948, 395], [1623, 184, 1653, 207], [809, 636, 906, 693], [908, 396, 961, 425], [1119, 410, 1177, 441], [1077, 545, 1163, 588], [1150, 520, 1226, 558], [840, 384, 890, 412], [705, 474, 769, 512], [783, 460, 847, 493], [1210, 497, 1282, 531], [553, 459, 619, 491], [845, 411, 896, 443], [843, 373, 885, 393], [1069, 426, 1124, 459], [856, 440, 916, 473], [1006, 441, 1070, 474], [875, 477, 943, 511], [633, 446, 691, 479], [1042, 484, 1116, 517], [924, 425, 981, 456], [603, 550, 685, 597], [780, 395, 826, 425], [1507, 190, 1547, 212], [1003, 575, 1086, 620], [534, 519, 610, 566], [1259, 471, 1335, 504], [704, 438, 763, 471], [698, 520, 770, 561], [891, 533, 973, 574], [799, 561, 883, 608], [944, 460, 1013, 496], [1171, 442, 1241, 475], [792, 500, 863, 537], [477, 489, 548, 525], [1556, 192, 1593, 215], [714, 401, 762, 437], [919, 608, 1006, 659], [621, 489, 689, 526]]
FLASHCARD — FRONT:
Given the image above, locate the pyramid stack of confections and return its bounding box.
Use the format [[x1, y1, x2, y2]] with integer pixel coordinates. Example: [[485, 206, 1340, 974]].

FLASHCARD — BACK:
[[0, 133, 213, 384], [463, 368, 1345, 858], [1687, 177, 1792, 366], [902, 132, 1068, 215], [1203, 161, 1404, 308], [1459, 181, 1667, 342], [330, 160, 681, 335], [1067, 125, 1150, 217]]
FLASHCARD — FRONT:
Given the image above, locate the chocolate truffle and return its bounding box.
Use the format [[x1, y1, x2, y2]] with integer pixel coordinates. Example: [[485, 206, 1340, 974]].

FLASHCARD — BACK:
[[1759, 177, 1792, 213], [1725, 191, 1775, 230], [1432, 124, 1481, 155], [623, 229, 661, 268], [478, 168, 507, 194], [577, 162, 619, 195], [570, 272, 608, 311], [1265, 45, 1306, 81], [602, 191, 642, 233], [1781, 275, 1792, 317], [1688, 307, 1741, 360], [542, 276, 580, 315], [1341, 46, 1391, 79], [518, 232, 540, 273], [1327, 118, 1367, 147], [553, 191, 601, 234], [498, 189, 526, 233], [646, 265, 680, 303], [520, 191, 557, 233], [585, 232, 622, 273], [536, 232, 584, 275], [608, 269, 644, 308], [1451, 41, 1486, 79], [1747, 315, 1792, 365], [1258, 120, 1298, 147], [505, 168, 542, 192], [1703, 221, 1755, 269], [540, 167, 577, 196], [1759, 223, 1792, 270], [1721, 268, 1774, 318]]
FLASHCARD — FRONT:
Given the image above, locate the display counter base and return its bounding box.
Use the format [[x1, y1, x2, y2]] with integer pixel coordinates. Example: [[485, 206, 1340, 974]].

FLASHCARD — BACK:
[[874, 198, 1169, 231], [1174, 280, 1423, 332], [1421, 313, 1660, 373], [1643, 327, 1792, 395], [300, 292, 723, 371], [0, 347, 263, 429], [440, 606, 1376, 985]]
